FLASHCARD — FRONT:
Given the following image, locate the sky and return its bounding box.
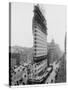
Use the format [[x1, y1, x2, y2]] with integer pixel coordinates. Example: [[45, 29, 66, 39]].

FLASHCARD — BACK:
[[11, 2, 66, 51]]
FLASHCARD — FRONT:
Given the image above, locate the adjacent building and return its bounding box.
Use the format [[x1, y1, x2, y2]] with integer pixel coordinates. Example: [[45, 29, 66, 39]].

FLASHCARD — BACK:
[[47, 39, 62, 64]]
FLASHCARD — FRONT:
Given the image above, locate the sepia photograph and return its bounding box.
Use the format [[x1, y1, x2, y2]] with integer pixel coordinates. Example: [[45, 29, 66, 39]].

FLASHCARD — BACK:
[[9, 2, 66, 86]]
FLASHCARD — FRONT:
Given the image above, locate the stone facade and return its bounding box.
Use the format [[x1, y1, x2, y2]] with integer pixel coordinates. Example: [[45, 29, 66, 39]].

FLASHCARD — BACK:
[[32, 4, 47, 62]]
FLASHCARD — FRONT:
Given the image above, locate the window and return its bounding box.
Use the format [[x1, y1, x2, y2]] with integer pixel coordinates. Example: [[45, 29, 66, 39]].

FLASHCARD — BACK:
[[34, 34, 37, 36], [35, 30, 37, 32], [34, 38, 37, 40], [34, 41, 37, 44], [34, 26, 37, 28], [34, 45, 37, 48], [51, 79, 53, 83], [24, 74, 26, 77], [34, 49, 36, 51]]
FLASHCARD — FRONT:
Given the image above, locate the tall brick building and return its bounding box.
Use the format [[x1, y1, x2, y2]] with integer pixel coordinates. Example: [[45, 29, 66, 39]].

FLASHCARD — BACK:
[[32, 4, 47, 62]]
